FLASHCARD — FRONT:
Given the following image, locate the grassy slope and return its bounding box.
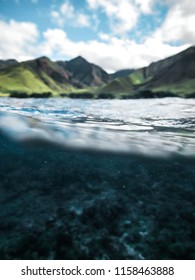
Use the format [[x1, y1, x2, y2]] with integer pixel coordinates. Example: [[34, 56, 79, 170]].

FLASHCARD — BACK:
[[129, 69, 146, 84], [0, 64, 52, 94], [0, 56, 176, 99], [95, 67, 195, 98], [92, 69, 148, 98], [0, 55, 194, 98], [0, 63, 76, 96], [96, 77, 134, 95], [38, 70, 75, 94], [152, 79, 195, 97]]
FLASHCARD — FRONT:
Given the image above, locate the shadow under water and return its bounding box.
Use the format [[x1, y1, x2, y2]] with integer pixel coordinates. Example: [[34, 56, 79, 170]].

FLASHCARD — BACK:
[[0, 131, 195, 260]]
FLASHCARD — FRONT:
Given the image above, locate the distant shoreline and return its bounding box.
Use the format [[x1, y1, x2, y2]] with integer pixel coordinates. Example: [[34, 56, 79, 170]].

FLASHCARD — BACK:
[[1, 91, 195, 99]]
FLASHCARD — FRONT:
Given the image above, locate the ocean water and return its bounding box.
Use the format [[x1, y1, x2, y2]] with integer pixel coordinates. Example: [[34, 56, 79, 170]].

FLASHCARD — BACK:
[[0, 97, 195, 259]]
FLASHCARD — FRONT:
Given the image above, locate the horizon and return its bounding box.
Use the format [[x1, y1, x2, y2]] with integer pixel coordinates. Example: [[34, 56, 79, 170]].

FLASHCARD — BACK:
[[0, 0, 194, 72]]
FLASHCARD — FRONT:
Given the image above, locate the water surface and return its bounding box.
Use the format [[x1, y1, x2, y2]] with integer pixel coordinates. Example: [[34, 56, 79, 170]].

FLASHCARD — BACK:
[[0, 98, 195, 259], [1, 97, 195, 156]]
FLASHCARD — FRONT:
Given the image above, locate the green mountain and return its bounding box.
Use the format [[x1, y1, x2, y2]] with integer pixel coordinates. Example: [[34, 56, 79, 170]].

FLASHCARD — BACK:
[[141, 46, 195, 97], [110, 69, 134, 79], [0, 57, 75, 97], [98, 46, 195, 98], [0, 64, 52, 94], [1, 46, 195, 98], [0, 59, 18, 69], [0, 56, 110, 97], [58, 56, 110, 88]]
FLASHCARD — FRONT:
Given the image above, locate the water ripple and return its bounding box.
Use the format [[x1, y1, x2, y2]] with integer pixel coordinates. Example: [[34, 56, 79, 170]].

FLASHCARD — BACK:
[[0, 97, 195, 157]]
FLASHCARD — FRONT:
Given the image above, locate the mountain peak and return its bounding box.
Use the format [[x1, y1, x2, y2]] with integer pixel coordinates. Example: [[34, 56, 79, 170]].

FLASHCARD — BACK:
[[75, 55, 86, 61], [69, 56, 88, 65], [36, 56, 50, 61]]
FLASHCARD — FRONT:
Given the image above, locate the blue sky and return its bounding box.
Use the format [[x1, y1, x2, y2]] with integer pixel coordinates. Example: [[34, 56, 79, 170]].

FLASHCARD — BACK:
[[0, 0, 194, 72]]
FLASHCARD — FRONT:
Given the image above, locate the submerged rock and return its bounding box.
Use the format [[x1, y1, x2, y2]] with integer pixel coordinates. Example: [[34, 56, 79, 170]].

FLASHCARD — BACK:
[[0, 130, 195, 259]]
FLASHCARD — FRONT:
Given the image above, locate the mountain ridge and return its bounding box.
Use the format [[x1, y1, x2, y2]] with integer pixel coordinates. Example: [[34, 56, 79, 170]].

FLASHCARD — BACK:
[[57, 56, 110, 88], [0, 59, 18, 69], [0, 46, 195, 98]]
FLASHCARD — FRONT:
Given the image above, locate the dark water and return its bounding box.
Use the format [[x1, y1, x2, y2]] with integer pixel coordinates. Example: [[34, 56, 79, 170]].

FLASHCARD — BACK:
[[0, 97, 195, 259]]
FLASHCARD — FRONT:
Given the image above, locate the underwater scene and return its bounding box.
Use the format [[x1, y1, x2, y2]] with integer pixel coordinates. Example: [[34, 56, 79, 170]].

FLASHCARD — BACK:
[[0, 98, 195, 259]]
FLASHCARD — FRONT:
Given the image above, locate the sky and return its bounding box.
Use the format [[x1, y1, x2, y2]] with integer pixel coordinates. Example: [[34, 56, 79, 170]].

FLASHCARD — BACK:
[[0, 0, 194, 72]]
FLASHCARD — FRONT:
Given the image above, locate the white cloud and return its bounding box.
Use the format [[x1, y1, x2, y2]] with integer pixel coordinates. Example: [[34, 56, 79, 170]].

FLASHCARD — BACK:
[[39, 29, 71, 57], [135, 0, 156, 14], [50, 11, 64, 27], [0, 19, 39, 61], [51, 0, 91, 28], [38, 28, 188, 72], [86, 0, 159, 35], [87, 0, 139, 35], [60, 1, 74, 18], [153, 0, 195, 44], [77, 14, 91, 27], [87, 0, 156, 14], [0, 17, 190, 73]]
